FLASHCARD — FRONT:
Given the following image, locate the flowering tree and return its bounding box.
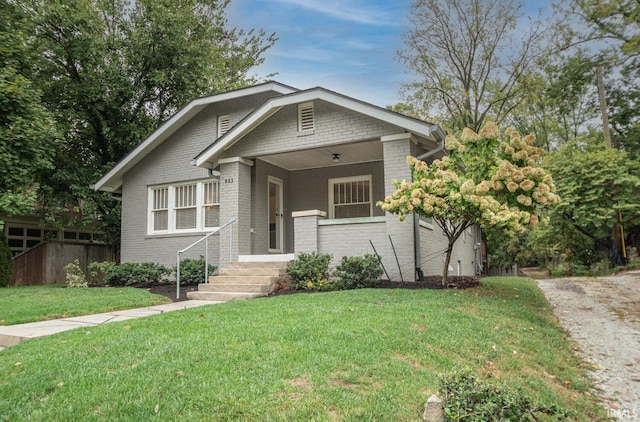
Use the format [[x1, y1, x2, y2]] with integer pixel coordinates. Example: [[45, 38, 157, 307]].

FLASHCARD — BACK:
[[377, 122, 560, 285]]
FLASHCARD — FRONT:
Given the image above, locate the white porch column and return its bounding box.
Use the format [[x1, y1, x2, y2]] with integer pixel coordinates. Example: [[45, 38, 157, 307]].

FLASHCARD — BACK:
[[219, 157, 253, 267], [381, 133, 417, 282], [292, 210, 326, 255]]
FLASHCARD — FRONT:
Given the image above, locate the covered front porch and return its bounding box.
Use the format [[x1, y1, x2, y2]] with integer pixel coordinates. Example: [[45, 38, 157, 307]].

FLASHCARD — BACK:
[[215, 132, 439, 281]]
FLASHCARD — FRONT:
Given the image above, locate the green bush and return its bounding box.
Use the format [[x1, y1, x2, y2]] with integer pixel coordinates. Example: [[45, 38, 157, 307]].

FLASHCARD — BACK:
[[65, 259, 88, 288], [174, 257, 216, 286], [104, 262, 170, 286], [334, 254, 382, 289], [0, 232, 12, 287], [88, 261, 115, 286], [439, 372, 567, 421], [286, 252, 333, 291]]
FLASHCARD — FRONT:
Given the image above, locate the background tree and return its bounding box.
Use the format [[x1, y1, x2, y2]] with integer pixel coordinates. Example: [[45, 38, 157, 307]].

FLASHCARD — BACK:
[[14, 0, 276, 251], [0, 1, 55, 231], [378, 122, 559, 284], [399, 0, 550, 132], [543, 134, 640, 267]]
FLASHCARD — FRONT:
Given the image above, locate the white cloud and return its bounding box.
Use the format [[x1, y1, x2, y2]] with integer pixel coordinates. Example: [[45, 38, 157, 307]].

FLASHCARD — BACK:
[[265, 0, 401, 26]]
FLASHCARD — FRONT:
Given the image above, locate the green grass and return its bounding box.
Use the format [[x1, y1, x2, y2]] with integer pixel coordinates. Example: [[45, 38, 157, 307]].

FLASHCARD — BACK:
[[0, 284, 171, 325], [0, 277, 608, 421]]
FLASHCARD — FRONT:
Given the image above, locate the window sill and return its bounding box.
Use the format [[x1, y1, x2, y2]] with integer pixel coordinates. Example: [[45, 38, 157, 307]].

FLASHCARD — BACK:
[[145, 230, 220, 239]]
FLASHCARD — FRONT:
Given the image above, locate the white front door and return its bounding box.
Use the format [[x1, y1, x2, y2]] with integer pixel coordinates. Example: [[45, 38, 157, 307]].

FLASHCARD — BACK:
[[268, 176, 283, 253]]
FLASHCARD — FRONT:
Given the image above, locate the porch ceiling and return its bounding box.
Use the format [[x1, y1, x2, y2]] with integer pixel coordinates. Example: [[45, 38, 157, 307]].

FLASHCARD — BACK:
[[258, 140, 383, 171]]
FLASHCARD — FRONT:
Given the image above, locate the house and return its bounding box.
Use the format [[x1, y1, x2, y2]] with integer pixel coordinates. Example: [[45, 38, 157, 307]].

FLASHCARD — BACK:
[[93, 81, 481, 286]]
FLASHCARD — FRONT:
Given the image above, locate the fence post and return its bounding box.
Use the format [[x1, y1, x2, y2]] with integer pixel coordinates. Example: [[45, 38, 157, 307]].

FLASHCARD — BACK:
[[204, 236, 209, 284]]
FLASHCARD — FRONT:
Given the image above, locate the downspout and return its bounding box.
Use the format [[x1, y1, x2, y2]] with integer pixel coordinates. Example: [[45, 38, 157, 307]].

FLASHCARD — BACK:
[[414, 129, 447, 281]]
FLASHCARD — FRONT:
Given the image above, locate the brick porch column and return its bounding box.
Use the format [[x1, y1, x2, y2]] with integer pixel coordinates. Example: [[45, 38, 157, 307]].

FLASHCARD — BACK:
[[292, 210, 326, 254], [219, 157, 253, 267], [381, 133, 416, 282]]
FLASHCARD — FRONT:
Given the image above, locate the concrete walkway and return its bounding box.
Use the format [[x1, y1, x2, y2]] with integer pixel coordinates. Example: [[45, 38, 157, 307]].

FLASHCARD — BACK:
[[0, 300, 221, 350]]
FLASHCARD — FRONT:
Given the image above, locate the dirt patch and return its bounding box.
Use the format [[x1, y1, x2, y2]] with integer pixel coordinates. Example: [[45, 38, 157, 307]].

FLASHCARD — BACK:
[[537, 271, 640, 421], [145, 283, 199, 302]]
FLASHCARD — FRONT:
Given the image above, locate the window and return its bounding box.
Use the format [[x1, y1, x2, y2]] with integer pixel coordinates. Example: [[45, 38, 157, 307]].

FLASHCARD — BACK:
[[148, 180, 220, 234], [297, 102, 314, 133], [329, 175, 372, 219], [175, 184, 197, 230], [151, 187, 169, 231], [217, 115, 231, 137], [203, 181, 220, 228]]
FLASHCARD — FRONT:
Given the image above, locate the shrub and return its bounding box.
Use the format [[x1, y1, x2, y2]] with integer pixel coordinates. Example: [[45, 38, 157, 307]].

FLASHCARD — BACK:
[[88, 261, 115, 286], [439, 372, 567, 421], [286, 252, 332, 291], [0, 232, 11, 287], [174, 257, 216, 286], [65, 259, 88, 288], [334, 254, 382, 289], [104, 262, 170, 286]]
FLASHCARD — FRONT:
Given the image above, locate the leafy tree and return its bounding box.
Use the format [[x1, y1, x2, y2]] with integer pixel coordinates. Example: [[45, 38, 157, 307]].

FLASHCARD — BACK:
[[399, 0, 550, 132], [507, 52, 600, 151], [0, 1, 55, 230], [378, 122, 559, 284], [543, 134, 640, 265], [0, 232, 12, 287], [17, 0, 276, 248]]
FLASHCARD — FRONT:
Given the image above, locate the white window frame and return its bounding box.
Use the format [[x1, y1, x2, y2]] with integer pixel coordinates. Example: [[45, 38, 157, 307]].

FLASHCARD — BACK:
[[202, 180, 220, 229], [147, 180, 220, 235], [217, 115, 231, 138], [297, 102, 315, 134], [328, 175, 373, 219]]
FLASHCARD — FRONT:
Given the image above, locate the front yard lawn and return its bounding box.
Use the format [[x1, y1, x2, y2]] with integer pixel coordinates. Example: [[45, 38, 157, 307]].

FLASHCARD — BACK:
[[0, 284, 171, 325], [0, 277, 608, 420]]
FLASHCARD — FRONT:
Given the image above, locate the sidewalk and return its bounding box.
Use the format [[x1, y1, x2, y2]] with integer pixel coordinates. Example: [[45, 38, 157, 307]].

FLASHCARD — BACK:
[[0, 300, 221, 350]]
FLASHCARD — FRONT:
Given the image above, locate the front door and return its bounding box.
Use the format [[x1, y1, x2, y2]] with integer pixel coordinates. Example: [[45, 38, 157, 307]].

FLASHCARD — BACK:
[[268, 176, 283, 253]]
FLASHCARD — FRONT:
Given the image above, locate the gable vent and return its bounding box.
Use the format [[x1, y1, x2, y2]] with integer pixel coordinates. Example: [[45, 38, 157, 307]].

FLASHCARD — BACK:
[[298, 102, 315, 133], [217, 115, 231, 137]]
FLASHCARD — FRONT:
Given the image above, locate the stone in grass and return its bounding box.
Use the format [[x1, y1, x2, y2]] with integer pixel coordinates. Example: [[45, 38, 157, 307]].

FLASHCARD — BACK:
[[423, 394, 445, 422]]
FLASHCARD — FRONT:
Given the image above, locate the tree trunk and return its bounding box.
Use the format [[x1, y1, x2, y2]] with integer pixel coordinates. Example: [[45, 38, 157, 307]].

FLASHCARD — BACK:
[[442, 242, 454, 286]]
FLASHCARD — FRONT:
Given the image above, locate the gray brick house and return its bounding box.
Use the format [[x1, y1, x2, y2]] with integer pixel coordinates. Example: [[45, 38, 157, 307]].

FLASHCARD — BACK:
[[94, 81, 481, 282]]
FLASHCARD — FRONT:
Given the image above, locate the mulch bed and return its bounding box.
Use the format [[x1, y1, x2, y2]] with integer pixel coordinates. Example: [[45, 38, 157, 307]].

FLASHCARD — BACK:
[[144, 277, 481, 303]]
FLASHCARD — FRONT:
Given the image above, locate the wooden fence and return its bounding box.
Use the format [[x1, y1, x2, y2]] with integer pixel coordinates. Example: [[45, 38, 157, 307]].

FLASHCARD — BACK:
[[11, 241, 114, 286]]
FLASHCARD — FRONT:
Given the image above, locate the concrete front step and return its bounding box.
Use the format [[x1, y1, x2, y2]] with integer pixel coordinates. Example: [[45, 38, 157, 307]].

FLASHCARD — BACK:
[[226, 261, 290, 269], [186, 291, 263, 301], [208, 275, 275, 285], [218, 267, 285, 277], [196, 283, 272, 294]]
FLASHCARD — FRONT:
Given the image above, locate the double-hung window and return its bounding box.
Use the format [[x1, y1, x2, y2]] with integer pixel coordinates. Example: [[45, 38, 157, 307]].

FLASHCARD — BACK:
[[203, 181, 219, 228], [175, 184, 197, 230], [151, 187, 169, 231], [148, 180, 220, 234], [329, 175, 372, 219]]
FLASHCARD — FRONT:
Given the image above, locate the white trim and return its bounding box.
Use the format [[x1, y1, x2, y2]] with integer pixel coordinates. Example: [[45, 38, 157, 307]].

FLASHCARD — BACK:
[[147, 179, 220, 235], [291, 210, 326, 218], [218, 157, 254, 166], [267, 176, 284, 253], [419, 218, 434, 230], [318, 216, 385, 226], [194, 87, 442, 167], [328, 175, 373, 219], [93, 82, 296, 192]]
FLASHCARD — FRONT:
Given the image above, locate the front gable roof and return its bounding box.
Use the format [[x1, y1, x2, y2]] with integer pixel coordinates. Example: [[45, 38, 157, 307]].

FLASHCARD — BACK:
[[193, 87, 446, 168], [92, 81, 297, 192]]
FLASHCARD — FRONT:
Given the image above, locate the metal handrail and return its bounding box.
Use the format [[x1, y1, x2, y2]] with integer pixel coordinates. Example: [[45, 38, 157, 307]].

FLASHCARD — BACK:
[[176, 218, 236, 299]]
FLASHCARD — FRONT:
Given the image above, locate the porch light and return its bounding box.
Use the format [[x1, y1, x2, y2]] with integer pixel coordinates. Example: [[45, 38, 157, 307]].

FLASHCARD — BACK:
[[332, 153, 340, 164]]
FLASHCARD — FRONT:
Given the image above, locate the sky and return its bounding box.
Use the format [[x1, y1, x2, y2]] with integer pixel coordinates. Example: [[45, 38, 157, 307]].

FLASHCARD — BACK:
[[227, 0, 555, 108]]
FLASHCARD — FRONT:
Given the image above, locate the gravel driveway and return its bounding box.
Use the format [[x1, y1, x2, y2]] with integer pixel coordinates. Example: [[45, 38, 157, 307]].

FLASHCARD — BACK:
[[537, 271, 640, 421]]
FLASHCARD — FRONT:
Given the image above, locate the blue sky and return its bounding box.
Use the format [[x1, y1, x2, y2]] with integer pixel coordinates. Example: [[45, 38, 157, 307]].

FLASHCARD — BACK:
[[227, 0, 553, 108]]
